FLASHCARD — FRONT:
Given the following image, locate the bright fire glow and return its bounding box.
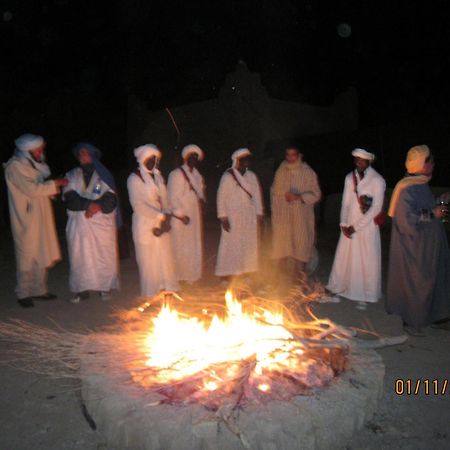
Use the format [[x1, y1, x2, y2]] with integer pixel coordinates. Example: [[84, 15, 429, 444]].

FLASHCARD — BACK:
[[142, 290, 318, 393]]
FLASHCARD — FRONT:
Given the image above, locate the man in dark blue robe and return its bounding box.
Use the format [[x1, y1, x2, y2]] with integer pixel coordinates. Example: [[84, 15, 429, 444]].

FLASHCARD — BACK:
[[386, 145, 450, 336]]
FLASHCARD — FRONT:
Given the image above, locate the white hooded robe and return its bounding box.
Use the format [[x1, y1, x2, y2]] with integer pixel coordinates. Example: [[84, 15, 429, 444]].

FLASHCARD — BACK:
[[215, 169, 264, 276], [63, 168, 119, 293], [4, 156, 61, 274], [127, 170, 179, 297], [167, 165, 205, 283]]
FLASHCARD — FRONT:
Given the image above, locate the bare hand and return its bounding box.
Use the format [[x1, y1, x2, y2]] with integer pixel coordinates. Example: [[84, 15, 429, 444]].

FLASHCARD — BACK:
[[341, 226, 350, 238], [182, 215, 190, 225], [433, 205, 448, 219], [285, 192, 297, 203], [161, 216, 172, 232], [341, 226, 355, 238], [85, 202, 101, 218], [221, 218, 231, 232], [55, 178, 68, 187]]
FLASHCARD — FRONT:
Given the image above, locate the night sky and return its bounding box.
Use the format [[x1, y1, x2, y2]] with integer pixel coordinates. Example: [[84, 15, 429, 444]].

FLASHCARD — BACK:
[[1, 0, 450, 178]]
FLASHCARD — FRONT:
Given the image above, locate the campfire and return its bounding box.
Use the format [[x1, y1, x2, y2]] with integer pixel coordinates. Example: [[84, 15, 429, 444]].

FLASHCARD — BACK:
[[128, 290, 349, 409], [0, 287, 396, 449]]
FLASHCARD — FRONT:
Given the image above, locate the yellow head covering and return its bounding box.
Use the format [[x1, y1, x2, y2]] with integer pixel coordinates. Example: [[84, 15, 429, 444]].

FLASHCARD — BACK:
[[405, 145, 430, 174], [388, 145, 432, 217]]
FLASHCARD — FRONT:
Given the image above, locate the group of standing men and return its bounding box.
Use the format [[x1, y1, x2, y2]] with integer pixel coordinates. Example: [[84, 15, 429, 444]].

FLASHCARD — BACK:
[[3, 135, 320, 305], [4, 134, 449, 336], [325, 145, 449, 336]]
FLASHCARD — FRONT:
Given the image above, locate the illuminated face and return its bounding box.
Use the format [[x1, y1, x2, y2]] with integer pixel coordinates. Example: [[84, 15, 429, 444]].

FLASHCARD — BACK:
[[78, 148, 93, 165], [29, 144, 45, 162], [354, 157, 370, 172], [285, 148, 300, 164]]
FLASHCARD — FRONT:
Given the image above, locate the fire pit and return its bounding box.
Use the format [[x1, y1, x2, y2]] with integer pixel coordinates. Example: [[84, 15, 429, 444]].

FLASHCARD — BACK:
[[80, 290, 385, 449]]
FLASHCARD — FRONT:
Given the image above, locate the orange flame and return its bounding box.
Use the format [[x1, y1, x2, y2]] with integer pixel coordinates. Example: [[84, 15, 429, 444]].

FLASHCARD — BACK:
[[143, 290, 310, 392]]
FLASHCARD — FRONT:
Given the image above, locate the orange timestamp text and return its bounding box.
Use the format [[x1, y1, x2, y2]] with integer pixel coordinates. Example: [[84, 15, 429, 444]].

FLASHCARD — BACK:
[[395, 378, 449, 396]]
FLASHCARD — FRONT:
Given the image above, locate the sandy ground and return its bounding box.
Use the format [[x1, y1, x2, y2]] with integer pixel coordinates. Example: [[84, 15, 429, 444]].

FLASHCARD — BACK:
[[0, 220, 449, 450]]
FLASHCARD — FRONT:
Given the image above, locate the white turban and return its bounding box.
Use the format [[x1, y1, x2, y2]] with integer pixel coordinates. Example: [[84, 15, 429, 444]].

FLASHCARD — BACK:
[[182, 144, 204, 161], [133, 144, 161, 165], [405, 145, 430, 174], [15, 134, 44, 153], [231, 148, 251, 168], [351, 148, 375, 161]]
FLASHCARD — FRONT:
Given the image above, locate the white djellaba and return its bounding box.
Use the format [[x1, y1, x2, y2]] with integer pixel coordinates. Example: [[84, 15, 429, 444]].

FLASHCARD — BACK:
[[327, 149, 386, 305], [3, 134, 61, 300], [167, 145, 206, 283], [127, 144, 179, 297], [215, 148, 264, 277], [63, 144, 119, 300]]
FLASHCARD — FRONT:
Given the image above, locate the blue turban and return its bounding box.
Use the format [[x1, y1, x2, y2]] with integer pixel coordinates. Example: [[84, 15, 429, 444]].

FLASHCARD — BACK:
[[73, 142, 123, 227]]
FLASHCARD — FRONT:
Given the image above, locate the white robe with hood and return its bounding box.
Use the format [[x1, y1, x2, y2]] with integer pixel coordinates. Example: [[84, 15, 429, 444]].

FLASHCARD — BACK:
[[4, 155, 61, 274], [327, 166, 386, 302], [167, 165, 205, 283], [63, 168, 119, 293], [127, 169, 179, 297], [215, 168, 264, 276]]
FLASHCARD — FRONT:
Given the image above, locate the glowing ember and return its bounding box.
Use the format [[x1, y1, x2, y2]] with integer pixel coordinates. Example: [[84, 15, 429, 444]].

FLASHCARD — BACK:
[[129, 290, 347, 406]]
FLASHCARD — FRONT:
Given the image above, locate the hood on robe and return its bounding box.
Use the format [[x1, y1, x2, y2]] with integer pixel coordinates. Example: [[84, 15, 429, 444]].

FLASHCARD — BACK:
[[182, 144, 204, 161]]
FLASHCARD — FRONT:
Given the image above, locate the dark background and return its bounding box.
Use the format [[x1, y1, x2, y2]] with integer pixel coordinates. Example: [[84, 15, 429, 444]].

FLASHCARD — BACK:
[[1, 0, 450, 191]]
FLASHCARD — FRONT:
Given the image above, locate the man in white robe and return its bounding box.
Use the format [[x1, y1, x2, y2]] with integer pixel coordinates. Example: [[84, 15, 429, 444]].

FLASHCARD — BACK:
[[326, 148, 386, 309], [215, 148, 264, 278], [3, 134, 68, 307], [168, 145, 205, 284], [63, 143, 120, 303], [127, 144, 179, 298]]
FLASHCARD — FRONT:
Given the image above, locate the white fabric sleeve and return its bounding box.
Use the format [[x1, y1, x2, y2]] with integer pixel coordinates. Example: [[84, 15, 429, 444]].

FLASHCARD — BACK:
[[158, 176, 171, 215], [340, 175, 352, 227], [167, 170, 185, 217], [217, 173, 231, 219], [127, 175, 165, 223], [7, 162, 58, 198], [252, 173, 264, 215]]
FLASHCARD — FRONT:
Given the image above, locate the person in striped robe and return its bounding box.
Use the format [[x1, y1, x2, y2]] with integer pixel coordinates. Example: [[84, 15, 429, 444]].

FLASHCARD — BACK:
[[271, 147, 321, 282]]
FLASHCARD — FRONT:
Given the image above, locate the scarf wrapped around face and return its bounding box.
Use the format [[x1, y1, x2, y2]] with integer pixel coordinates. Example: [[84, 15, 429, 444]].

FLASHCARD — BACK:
[[15, 133, 51, 179], [388, 145, 431, 217], [73, 142, 123, 226]]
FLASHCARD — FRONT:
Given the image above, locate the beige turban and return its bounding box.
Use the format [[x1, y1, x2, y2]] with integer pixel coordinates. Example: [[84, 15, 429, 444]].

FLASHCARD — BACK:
[[405, 145, 430, 174]]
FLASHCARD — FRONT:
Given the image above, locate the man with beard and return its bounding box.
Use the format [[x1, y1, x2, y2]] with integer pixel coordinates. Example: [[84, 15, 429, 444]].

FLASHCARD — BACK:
[[63, 143, 120, 303], [3, 134, 67, 307], [215, 148, 264, 279], [127, 144, 179, 298], [168, 145, 206, 284]]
